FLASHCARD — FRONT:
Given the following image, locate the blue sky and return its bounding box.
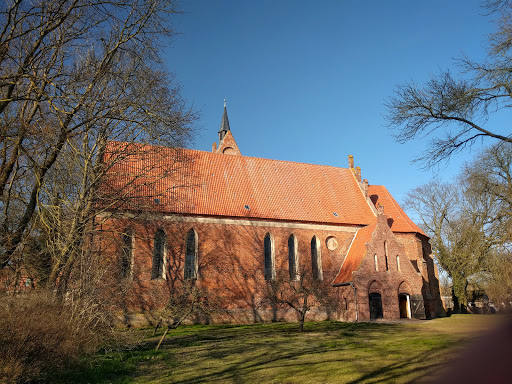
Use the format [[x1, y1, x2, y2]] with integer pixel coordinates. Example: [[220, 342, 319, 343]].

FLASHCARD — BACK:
[[165, 0, 500, 207]]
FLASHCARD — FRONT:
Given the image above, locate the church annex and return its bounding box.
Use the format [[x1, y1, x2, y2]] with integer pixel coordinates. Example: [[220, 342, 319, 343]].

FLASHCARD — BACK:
[[97, 102, 444, 325]]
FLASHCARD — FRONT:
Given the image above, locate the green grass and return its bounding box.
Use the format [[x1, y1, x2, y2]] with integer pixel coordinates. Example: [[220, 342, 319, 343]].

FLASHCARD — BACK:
[[53, 315, 506, 384]]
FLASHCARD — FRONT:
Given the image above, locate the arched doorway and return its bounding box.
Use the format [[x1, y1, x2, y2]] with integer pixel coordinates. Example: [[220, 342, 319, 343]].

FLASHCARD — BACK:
[[369, 293, 383, 319], [399, 293, 411, 318], [398, 281, 412, 319]]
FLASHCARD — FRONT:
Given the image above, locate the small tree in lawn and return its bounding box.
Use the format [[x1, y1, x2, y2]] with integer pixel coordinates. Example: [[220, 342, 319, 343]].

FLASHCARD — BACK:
[[264, 264, 328, 333], [153, 281, 211, 350]]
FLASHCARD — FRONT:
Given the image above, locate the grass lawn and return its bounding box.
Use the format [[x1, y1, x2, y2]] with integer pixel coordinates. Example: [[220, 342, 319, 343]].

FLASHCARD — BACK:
[[55, 314, 506, 384]]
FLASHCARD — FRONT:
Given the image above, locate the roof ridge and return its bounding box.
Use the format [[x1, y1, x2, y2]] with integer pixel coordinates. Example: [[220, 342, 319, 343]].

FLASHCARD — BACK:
[[185, 146, 354, 170], [107, 140, 357, 170]]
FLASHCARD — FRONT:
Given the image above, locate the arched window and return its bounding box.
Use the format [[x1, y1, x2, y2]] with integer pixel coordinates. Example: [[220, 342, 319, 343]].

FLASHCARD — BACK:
[[396, 255, 401, 272], [288, 234, 298, 280], [264, 233, 275, 280], [121, 228, 133, 278], [185, 229, 198, 280], [152, 229, 166, 280], [311, 236, 323, 281], [374, 254, 378, 271], [384, 241, 389, 271]]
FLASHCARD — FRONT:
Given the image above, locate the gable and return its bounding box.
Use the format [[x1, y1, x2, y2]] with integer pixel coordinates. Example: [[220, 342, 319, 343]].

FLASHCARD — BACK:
[[331, 211, 424, 287], [216, 130, 241, 156]]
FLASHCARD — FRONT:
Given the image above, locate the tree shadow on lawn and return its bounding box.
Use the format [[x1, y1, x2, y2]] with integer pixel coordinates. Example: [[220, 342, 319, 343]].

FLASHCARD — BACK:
[[154, 322, 456, 384], [345, 346, 450, 384], [165, 342, 452, 384]]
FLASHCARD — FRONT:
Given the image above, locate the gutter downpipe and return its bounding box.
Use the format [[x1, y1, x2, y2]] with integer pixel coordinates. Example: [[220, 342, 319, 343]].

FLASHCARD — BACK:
[[349, 282, 358, 322]]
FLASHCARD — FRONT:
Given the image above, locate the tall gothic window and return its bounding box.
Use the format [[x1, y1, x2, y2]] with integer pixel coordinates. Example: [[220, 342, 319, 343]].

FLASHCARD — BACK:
[[264, 233, 275, 280], [152, 229, 166, 280], [185, 229, 198, 280], [311, 236, 323, 281], [288, 234, 298, 280], [121, 228, 133, 278], [384, 241, 389, 271]]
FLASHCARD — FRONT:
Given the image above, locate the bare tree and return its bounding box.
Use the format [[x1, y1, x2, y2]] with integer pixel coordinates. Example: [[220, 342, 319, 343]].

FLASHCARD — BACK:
[[464, 143, 512, 309], [152, 282, 211, 350], [385, 1, 512, 168], [484, 249, 512, 311], [405, 144, 512, 309], [0, 0, 197, 294], [263, 265, 339, 332], [405, 182, 490, 309]]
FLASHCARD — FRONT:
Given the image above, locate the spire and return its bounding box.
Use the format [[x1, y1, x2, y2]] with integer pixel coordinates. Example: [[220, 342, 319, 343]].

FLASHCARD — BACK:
[[218, 99, 230, 142]]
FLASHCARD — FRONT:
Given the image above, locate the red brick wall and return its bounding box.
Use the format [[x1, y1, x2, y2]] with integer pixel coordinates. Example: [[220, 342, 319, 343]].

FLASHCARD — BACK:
[[97, 214, 358, 323], [96, 213, 443, 324]]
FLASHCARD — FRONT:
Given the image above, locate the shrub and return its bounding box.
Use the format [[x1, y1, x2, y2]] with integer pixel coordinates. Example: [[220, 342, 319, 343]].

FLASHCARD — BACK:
[[0, 291, 112, 383]]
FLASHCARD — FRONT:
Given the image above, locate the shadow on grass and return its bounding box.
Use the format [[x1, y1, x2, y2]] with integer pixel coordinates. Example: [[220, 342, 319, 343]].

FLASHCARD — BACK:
[[155, 322, 457, 384], [345, 346, 449, 384], [50, 321, 464, 384]]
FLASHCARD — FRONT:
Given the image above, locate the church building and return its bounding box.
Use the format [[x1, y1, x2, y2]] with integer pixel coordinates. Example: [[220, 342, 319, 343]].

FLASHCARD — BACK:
[[97, 102, 444, 325]]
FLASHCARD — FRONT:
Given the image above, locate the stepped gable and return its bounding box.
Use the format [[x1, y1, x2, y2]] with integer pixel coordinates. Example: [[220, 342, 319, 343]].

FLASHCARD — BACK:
[[368, 185, 426, 236], [332, 223, 376, 285], [103, 142, 377, 226]]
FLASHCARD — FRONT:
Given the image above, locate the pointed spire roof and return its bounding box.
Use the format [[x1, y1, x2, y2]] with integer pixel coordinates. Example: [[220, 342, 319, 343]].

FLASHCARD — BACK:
[[218, 99, 230, 141]]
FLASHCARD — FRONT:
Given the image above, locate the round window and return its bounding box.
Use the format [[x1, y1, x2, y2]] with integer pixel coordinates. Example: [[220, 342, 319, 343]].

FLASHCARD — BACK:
[[326, 236, 338, 251]]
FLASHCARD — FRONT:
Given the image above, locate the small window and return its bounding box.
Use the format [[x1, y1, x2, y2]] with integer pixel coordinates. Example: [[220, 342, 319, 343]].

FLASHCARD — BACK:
[[311, 236, 323, 281], [121, 228, 133, 278], [152, 229, 166, 279], [288, 235, 298, 280], [264, 233, 275, 280], [397, 255, 401, 272], [185, 229, 198, 280], [374, 254, 378, 271], [344, 297, 348, 310]]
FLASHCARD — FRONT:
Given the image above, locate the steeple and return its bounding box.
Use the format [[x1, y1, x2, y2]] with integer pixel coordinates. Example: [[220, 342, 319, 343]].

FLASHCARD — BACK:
[[213, 98, 241, 156], [218, 99, 230, 142]]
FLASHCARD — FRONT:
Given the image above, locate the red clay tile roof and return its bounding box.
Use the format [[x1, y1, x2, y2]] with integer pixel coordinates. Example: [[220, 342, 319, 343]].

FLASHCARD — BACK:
[[332, 223, 376, 285], [102, 142, 426, 235], [368, 185, 426, 236], [102, 141, 377, 226]]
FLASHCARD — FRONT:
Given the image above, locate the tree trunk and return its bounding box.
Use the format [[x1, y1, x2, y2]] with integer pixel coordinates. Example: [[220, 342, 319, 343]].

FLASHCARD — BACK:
[[153, 319, 162, 336], [155, 327, 169, 351], [298, 312, 305, 332]]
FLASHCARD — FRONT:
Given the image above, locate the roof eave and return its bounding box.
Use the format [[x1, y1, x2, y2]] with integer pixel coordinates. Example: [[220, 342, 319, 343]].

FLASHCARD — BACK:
[[332, 281, 353, 287]]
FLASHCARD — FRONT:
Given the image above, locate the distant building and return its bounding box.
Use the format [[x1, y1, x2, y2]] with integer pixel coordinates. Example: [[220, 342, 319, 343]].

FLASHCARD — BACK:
[[97, 101, 444, 325]]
